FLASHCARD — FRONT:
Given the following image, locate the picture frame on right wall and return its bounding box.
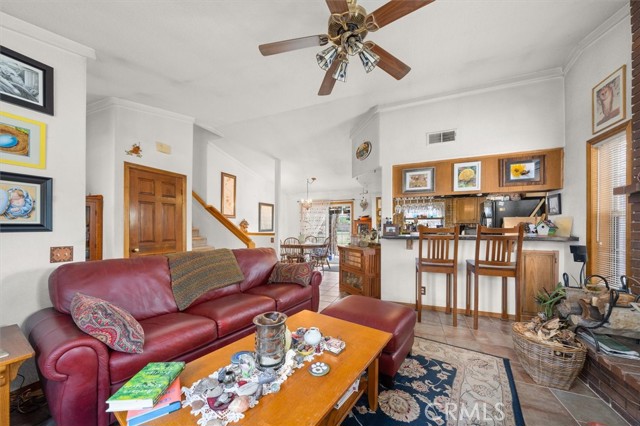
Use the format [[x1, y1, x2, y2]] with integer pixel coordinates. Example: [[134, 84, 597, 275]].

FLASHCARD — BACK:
[[592, 65, 626, 134], [547, 193, 561, 215]]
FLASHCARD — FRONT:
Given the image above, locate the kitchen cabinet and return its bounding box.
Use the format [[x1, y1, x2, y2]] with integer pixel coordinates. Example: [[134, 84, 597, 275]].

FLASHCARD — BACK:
[[454, 197, 484, 224], [520, 250, 559, 320], [338, 245, 380, 299], [352, 217, 372, 235]]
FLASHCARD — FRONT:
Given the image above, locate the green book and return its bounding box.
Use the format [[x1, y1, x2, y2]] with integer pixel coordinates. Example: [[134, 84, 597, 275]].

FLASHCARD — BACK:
[[106, 362, 185, 412]]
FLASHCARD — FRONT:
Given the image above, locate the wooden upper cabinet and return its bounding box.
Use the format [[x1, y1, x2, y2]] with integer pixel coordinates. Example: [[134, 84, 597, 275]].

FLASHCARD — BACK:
[[454, 197, 484, 224], [392, 148, 564, 198]]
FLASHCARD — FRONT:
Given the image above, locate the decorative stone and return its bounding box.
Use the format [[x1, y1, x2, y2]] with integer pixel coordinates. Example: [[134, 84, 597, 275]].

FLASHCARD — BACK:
[[269, 381, 280, 393], [191, 399, 205, 410], [205, 420, 225, 426], [237, 381, 259, 396], [257, 371, 276, 384], [217, 368, 227, 382], [229, 395, 250, 413], [205, 385, 223, 398]]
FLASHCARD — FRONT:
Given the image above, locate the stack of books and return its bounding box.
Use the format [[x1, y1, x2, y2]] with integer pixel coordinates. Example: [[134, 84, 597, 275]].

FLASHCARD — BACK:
[[578, 332, 640, 359], [106, 361, 185, 425]]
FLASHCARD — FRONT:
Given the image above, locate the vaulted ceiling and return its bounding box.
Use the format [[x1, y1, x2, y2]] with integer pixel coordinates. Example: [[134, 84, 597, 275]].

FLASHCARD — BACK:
[[1, 0, 627, 193]]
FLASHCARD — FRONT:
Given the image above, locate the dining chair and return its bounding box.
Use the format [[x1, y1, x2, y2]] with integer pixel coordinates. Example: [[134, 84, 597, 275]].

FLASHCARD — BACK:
[[311, 237, 331, 273], [304, 235, 318, 243], [282, 237, 304, 263], [465, 224, 524, 330], [415, 225, 460, 325]]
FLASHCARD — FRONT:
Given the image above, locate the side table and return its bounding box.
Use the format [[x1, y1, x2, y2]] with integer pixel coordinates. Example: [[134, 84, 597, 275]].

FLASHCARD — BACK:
[[0, 325, 35, 425]]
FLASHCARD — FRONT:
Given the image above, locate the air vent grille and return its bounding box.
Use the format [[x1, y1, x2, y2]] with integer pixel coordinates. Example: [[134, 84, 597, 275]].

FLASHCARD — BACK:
[[427, 129, 456, 145]]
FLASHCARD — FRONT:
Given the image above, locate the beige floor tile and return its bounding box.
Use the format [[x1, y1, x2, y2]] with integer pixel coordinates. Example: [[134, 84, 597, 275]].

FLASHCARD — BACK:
[[516, 382, 580, 426], [550, 388, 629, 425]]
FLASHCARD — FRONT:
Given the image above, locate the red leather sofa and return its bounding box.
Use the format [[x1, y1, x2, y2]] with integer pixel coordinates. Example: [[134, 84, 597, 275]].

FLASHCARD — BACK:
[[24, 247, 320, 426]]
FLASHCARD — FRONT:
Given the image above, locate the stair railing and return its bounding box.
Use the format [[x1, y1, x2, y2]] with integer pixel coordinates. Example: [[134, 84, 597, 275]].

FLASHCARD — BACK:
[[192, 191, 255, 248]]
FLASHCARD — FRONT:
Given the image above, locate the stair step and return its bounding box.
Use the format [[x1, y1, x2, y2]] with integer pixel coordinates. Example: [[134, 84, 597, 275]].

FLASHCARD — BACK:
[[192, 227, 200, 238], [192, 245, 216, 252], [192, 236, 208, 248]]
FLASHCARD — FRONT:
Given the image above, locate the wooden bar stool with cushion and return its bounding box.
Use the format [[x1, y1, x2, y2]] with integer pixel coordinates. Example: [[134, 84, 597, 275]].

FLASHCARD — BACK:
[[415, 225, 460, 326], [465, 224, 524, 330]]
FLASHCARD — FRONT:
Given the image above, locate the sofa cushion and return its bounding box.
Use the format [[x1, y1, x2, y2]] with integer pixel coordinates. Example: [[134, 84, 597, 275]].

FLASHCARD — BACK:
[[185, 293, 276, 337], [267, 262, 314, 287], [70, 293, 144, 353], [49, 255, 177, 320], [233, 248, 278, 292], [109, 312, 217, 384], [245, 283, 313, 312]]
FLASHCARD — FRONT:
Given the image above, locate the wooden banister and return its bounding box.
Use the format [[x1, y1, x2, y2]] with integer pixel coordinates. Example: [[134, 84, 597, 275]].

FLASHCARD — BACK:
[[192, 191, 255, 248]]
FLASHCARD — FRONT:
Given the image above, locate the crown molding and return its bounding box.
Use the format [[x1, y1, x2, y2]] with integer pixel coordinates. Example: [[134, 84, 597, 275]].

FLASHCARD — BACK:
[[195, 121, 225, 139], [349, 106, 380, 138], [563, 5, 629, 75], [0, 12, 95, 59], [87, 97, 195, 123], [378, 68, 563, 114]]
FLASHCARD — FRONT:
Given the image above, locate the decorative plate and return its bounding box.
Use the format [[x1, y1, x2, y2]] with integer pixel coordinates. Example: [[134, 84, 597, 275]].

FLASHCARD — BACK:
[[231, 351, 253, 364], [355, 141, 372, 161], [308, 362, 330, 376]]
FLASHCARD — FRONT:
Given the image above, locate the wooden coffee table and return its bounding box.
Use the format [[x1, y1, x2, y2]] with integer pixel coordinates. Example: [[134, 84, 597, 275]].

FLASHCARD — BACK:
[[114, 310, 391, 426]]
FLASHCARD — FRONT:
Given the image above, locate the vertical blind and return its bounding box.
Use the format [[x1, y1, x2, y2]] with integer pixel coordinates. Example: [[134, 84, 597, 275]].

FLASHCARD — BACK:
[[591, 131, 627, 280]]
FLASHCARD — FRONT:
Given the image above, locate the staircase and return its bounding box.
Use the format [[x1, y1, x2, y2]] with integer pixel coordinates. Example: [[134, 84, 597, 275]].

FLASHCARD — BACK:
[[192, 227, 215, 251]]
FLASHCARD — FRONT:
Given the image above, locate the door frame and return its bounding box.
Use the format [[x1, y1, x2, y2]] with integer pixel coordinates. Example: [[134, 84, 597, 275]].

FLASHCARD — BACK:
[[124, 162, 187, 258]]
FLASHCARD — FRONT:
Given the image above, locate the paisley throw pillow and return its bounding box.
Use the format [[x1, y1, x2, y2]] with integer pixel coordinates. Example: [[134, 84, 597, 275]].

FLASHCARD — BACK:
[[70, 293, 144, 353], [268, 262, 313, 287]]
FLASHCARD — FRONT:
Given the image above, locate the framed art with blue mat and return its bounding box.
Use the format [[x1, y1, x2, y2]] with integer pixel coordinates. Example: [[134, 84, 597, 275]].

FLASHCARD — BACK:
[[343, 338, 525, 426]]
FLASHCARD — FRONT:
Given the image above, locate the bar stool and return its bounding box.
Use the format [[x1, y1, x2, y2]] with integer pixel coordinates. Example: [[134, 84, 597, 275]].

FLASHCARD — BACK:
[[415, 225, 460, 326], [465, 224, 524, 330]]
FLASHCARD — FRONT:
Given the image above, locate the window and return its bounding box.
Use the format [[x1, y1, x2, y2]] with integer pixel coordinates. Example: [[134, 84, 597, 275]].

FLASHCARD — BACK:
[[587, 123, 630, 280]]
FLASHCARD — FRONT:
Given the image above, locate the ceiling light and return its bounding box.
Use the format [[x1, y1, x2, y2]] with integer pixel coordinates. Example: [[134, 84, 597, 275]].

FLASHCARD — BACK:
[[359, 47, 379, 73], [316, 45, 339, 70], [300, 177, 316, 210], [332, 57, 348, 82], [343, 33, 364, 56]]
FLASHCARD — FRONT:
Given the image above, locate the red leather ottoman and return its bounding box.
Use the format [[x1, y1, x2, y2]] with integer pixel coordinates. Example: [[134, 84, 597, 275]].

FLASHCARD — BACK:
[[321, 295, 415, 386]]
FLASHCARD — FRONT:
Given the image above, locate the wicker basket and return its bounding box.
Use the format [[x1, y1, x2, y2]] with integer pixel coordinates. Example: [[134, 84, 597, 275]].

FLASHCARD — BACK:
[[511, 322, 587, 390]]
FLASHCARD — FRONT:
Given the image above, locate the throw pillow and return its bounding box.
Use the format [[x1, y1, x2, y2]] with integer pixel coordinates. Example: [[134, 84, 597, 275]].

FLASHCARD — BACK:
[[268, 262, 313, 287], [70, 293, 144, 353]]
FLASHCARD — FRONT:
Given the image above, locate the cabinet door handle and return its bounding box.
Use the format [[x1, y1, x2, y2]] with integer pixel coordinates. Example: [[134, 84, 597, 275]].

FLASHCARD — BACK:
[[132, 248, 140, 253]]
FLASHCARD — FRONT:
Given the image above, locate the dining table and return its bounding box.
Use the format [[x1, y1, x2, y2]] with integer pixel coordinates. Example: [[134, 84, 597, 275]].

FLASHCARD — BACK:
[[280, 242, 326, 258]]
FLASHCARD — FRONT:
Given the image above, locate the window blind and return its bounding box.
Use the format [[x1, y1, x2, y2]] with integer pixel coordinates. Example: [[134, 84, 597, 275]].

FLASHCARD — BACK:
[[592, 132, 627, 280]]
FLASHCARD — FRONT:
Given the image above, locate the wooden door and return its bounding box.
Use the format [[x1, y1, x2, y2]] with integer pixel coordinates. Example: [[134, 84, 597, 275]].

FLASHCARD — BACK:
[[125, 163, 186, 257], [86, 195, 103, 260], [520, 250, 559, 320]]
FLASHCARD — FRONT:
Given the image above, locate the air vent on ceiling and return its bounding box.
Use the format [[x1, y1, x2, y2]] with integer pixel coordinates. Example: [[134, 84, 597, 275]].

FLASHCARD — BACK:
[[427, 129, 456, 145]]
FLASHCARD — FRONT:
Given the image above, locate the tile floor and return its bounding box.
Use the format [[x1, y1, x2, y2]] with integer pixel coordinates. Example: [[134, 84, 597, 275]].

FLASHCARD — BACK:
[[11, 267, 630, 426], [317, 268, 630, 426]]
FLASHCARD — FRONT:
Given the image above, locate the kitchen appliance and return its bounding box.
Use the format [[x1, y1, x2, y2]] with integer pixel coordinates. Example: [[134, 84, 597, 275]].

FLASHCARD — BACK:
[[486, 199, 544, 228]]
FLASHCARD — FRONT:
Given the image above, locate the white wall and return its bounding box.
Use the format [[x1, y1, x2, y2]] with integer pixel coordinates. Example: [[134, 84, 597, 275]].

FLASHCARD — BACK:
[[351, 112, 380, 178], [192, 129, 276, 249], [563, 11, 631, 279], [0, 14, 94, 387], [378, 77, 566, 305], [87, 98, 195, 258]]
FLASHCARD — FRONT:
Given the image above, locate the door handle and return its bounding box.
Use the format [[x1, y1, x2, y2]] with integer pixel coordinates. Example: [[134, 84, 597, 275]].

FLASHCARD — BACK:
[[132, 248, 140, 253]]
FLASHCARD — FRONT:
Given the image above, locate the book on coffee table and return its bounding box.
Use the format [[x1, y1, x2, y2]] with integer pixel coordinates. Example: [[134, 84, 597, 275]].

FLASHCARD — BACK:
[[126, 378, 181, 426], [107, 362, 185, 412]]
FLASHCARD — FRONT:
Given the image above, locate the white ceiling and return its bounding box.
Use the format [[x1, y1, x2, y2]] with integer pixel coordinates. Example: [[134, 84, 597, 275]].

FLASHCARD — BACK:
[[1, 0, 627, 194]]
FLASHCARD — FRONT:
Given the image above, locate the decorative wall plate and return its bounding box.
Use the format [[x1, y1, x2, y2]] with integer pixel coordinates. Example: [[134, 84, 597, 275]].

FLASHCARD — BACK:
[[355, 141, 372, 161]]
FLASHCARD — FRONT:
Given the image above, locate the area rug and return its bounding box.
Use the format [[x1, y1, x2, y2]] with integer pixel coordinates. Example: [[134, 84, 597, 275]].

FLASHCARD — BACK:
[[343, 338, 525, 426]]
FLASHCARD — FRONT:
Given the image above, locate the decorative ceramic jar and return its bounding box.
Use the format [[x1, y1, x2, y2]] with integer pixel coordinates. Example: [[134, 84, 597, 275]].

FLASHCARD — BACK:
[[253, 312, 288, 370]]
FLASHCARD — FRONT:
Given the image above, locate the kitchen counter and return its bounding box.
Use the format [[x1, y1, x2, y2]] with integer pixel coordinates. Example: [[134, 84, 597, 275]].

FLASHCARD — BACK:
[[381, 234, 579, 242]]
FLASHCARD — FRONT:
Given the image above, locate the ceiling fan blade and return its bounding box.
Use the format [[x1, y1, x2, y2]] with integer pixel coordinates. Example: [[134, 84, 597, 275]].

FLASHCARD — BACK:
[[325, 0, 349, 14], [318, 59, 341, 96], [370, 44, 411, 80], [369, 0, 435, 30], [259, 35, 328, 56]]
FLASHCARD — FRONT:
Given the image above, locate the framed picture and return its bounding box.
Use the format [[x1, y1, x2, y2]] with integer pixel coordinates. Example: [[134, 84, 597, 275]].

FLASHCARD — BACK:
[[0, 46, 54, 115], [402, 167, 435, 193], [547, 193, 562, 215], [592, 65, 626, 134], [0, 171, 52, 232], [258, 202, 274, 232], [453, 161, 481, 192], [0, 111, 46, 169], [220, 172, 236, 217], [499, 155, 545, 186]]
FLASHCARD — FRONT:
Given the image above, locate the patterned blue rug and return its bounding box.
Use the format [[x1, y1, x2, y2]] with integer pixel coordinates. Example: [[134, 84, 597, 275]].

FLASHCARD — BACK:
[[343, 338, 525, 426]]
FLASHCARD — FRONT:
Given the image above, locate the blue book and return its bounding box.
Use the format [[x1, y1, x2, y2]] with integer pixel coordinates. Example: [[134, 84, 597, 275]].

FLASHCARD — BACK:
[[127, 400, 181, 426]]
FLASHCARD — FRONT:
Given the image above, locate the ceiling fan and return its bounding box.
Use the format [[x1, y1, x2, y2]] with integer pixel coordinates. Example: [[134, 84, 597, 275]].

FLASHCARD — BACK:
[[259, 0, 435, 96]]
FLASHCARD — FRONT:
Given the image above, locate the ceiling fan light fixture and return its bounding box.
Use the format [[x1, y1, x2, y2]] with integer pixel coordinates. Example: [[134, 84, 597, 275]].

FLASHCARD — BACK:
[[359, 47, 380, 73], [343, 33, 364, 56], [333, 57, 349, 82], [316, 45, 339, 70]]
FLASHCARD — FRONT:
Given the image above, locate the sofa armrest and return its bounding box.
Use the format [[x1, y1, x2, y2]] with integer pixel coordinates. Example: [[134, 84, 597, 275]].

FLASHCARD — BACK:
[[25, 308, 112, 426], [310, 270, 321, 312]]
